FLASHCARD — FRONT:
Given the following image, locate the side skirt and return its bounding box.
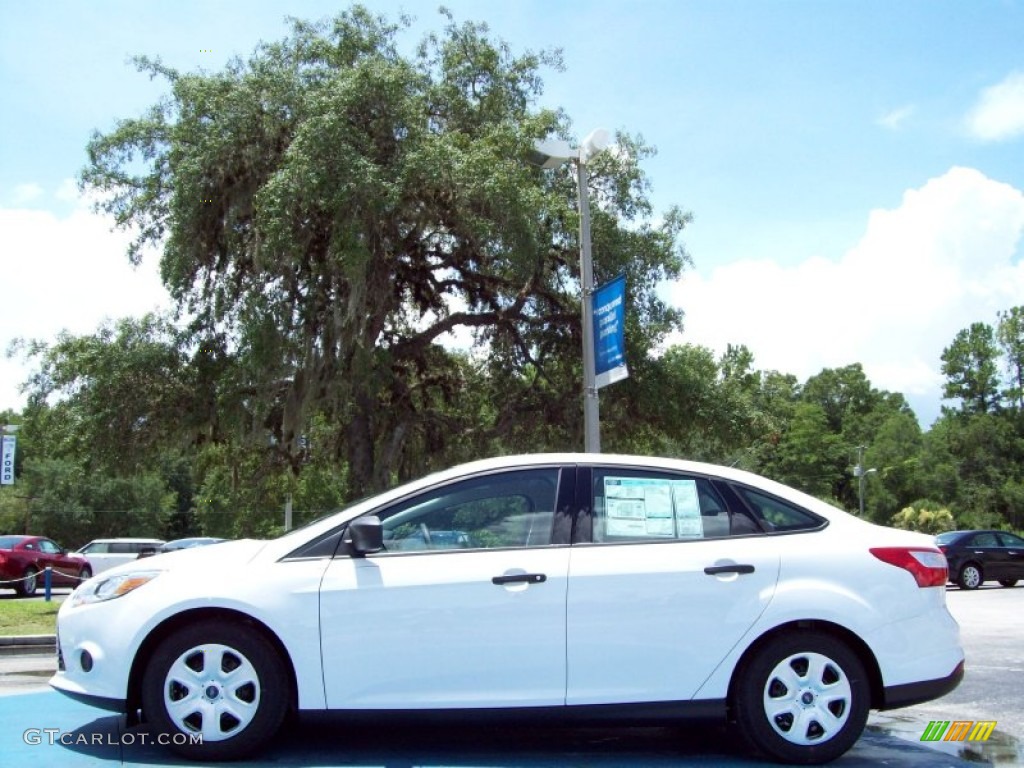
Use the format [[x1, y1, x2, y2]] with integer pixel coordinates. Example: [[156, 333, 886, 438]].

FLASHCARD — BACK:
[[299, 699, 727, 727]]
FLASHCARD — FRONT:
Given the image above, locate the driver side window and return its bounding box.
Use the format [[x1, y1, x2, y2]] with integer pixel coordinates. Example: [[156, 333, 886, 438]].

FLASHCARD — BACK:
[[375, 468, 560, 553]]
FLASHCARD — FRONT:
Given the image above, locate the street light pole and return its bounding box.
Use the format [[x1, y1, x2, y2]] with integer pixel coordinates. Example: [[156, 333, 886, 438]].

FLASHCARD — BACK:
[[854, 445, 877, 517], [528, 130, 610, 453], [575, 158, 600, 453]]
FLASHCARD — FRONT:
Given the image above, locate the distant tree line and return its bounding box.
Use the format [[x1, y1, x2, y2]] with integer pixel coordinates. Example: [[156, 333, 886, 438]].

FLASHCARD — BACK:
[[4, 307, 1023, 544]]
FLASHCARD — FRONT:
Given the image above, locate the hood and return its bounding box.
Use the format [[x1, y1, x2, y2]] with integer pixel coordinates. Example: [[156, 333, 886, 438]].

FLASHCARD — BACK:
[[94, 538, 267, 579]]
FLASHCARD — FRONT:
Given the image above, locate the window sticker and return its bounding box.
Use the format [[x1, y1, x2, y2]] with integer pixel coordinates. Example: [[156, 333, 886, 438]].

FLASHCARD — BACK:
[[672, 481, 703, 538], [603, 477, 704, 538]]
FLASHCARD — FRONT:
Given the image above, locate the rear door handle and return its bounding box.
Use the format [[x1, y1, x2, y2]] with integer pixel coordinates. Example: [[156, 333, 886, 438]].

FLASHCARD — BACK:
[[704, 564, 755, 576], [492, 573, 547, 585]]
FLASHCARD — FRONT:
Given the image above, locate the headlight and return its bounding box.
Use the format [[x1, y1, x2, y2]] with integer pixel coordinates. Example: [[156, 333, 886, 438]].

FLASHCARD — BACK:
[[70, 571, 162, 607]]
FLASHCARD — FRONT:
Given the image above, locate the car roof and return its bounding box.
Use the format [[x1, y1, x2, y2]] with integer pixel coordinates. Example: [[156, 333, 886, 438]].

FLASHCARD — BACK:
[[268, 452, 855, 556], [81, 537, 166, 544]]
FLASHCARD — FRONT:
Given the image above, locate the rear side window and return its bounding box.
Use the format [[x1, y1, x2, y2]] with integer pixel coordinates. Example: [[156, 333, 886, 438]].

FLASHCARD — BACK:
[[970, 532, 999, 547], [733, 486, 824, 532], [591, 468, 760, 542]]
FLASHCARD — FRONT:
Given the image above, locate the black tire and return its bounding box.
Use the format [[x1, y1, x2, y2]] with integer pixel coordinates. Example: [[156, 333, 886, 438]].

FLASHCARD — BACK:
[[17, 567, 38, 597], [141, 620, 290, 761], [732, 631, 870, 764], [78, 566, 92, 582], [957, 563, 983, 590], [998, 579, 1017, 588]]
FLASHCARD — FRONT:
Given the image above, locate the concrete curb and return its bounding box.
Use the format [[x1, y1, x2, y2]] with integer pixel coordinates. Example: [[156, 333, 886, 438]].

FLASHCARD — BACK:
[[0, 635, 56, 653]]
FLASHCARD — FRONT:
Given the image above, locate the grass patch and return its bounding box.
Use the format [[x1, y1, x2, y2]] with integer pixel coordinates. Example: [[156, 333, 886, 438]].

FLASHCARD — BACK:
[[0, 597, 61, 636]]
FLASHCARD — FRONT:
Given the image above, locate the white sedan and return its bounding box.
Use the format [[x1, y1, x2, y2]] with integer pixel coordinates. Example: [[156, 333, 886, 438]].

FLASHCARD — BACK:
[[51, 454, 963, 764]]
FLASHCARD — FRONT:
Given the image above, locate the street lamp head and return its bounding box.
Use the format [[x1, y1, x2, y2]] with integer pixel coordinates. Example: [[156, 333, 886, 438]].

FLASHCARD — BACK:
[[527, 138, 576, 169], [579, 128, 610, 163], [529, 130, 610, 169]]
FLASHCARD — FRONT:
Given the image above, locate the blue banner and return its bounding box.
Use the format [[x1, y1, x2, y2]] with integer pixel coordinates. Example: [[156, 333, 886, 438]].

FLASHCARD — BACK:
[[592, 274, 628, 389], [1, 435, 15, 485]]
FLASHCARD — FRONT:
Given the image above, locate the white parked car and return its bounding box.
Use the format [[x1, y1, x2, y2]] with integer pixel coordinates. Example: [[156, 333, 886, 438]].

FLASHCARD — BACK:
[[52, 455, 963, 764], [74, 538, 165, 575]]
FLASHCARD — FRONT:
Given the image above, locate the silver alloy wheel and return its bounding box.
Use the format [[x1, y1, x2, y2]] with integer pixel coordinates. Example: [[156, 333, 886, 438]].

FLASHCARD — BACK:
[[961, 565, 982, 589], [22, 568, 37, 595], [762, 651, 852, 746], [163, 643, 261, 742]]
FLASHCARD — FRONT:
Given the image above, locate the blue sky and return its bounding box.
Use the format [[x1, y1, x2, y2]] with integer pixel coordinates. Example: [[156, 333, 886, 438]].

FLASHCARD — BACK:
[[2, 0, 1024, 427]]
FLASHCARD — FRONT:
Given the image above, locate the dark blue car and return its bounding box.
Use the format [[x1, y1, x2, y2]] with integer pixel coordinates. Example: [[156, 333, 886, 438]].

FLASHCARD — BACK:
[[935, 529, 1024, 589]]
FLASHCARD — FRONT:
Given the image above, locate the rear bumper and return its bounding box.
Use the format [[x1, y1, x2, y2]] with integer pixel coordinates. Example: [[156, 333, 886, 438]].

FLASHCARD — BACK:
[[881, 659, 964, 709]]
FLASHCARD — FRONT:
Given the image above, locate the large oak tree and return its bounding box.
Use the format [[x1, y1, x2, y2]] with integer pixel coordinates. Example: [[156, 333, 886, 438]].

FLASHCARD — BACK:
[[81, 7, 689, 496]]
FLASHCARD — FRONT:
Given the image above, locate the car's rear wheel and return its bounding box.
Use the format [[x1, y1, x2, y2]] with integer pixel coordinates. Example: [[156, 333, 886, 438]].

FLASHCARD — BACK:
[[998, 579, 1017, 588], [141, 620, 290, 761], [732, 631, 869, 764], [958, 563, 983, 590], [17, 567, 38, 597]]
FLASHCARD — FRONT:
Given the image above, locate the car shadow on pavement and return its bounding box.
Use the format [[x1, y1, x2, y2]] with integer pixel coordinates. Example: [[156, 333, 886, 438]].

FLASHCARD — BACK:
[[51, 713, 983, 767], [56, 717, 756, 766]]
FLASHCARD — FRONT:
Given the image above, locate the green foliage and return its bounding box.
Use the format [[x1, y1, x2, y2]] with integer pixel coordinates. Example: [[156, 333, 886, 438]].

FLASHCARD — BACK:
[[890, 505, 955, 534], [941, 321, 1000, 414], [80, 5, 687, 498], [997, 307, 1024, 409]]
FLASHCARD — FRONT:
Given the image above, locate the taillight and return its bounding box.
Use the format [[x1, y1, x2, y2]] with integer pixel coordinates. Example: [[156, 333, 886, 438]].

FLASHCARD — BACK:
[[870, 547, 948, 588]]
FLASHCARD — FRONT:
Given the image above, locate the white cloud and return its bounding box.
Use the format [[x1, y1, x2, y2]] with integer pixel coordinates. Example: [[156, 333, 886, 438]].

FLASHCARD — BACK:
[[670, 167, 1024, 425], [876, 104, 915, 131], [55, 178, 81, 203], [965, 71, 1024, 142], [11, 183, 44, 204], [0, 180, 171, 409]]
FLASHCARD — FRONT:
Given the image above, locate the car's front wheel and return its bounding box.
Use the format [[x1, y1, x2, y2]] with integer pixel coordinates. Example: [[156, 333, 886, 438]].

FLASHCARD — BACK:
[[17, 567, 38, 597], [141, 620, 290, 761], [732, 631, 869, 764], [998, 579, 1017, 588], [958, 563, 983, 590], [78, 566, 92, 582]]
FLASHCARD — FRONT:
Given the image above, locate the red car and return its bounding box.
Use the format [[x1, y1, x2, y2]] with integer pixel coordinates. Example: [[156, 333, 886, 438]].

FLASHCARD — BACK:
[[0, 535, 93, 597]]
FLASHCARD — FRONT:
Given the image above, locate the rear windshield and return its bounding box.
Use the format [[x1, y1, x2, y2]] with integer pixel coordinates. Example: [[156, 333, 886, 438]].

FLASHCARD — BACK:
[[0, 536, 25, 549], [935, 531, 961, 545]]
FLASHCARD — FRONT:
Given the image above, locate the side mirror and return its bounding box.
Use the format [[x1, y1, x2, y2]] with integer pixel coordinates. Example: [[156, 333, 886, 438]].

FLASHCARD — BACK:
[[347, 516, 383, 556]]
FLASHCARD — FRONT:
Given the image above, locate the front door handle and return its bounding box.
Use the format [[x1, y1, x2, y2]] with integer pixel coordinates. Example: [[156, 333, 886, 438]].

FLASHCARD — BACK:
[[492, 573, 547, 585], [704, 564, 755, 576]]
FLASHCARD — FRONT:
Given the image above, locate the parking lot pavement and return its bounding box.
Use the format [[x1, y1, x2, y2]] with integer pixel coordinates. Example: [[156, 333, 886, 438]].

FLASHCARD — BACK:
[[0, 689, 983, 767], [0, 651, 54, 695]]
